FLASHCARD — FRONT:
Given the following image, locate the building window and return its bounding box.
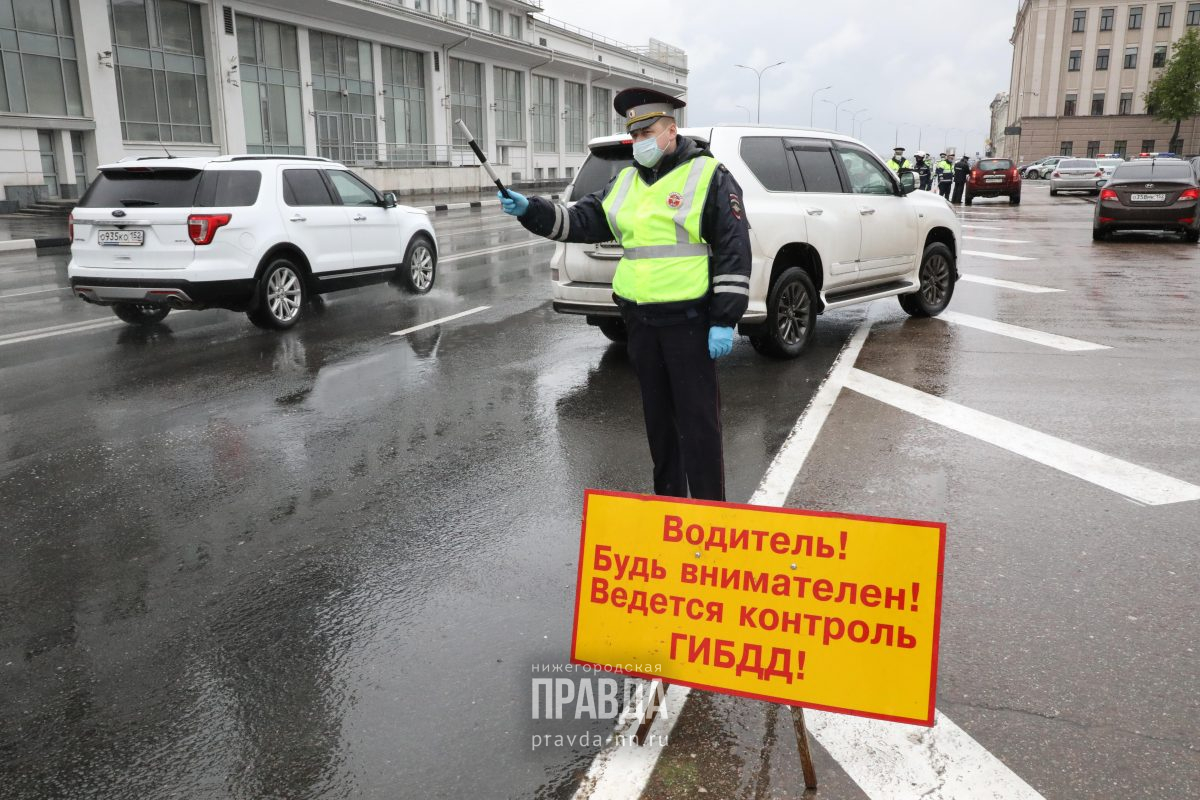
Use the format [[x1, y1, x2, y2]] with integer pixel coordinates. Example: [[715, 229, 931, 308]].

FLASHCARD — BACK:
[[1060, 141, 1073, 156], [413, 0, 425, 10], [1091, 92, 1106, 115], [1124, 46, 1138, 68], [382, 45, 427, 158], [310, 32, 376, 163], [1096, 48, 1110, 69], [1087, 140, 1100, 157], [467, 1, 481, 26], [493, 66, 523, 141], [531, 74, 556, 152], [590, 86, 612, 138], [1064, 94, 1078, 116], [1141, 138, 1155, 151], [1073, 9, 1087, 31], [1190, 2, 1200, 24], [564, 81, 586, 153], [237, 15, 304, 155], [1119, 92, 1134, 114], [444, 0, 458, 20], [1158, 3, 1173, 26], [0, 0, 84, 116], [489, 8, 503, 33], [1113, 139, 1127, 157], [1101, 7, 1115, 29], [1068, 49, 1082, 70], [449, 57, 483, 147], [1154, 44, 1168, 66], [1129, 6, 1144, 28], [509, 14, 522, 39]]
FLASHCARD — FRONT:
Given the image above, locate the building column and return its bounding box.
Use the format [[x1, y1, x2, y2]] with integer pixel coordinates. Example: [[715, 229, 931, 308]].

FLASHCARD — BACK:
[[296, 28, 318, 157], [372, 42, 387, 163], [74, 0, 123, 165], [56, 130, 77, 198], [211, 3, 245, 154]]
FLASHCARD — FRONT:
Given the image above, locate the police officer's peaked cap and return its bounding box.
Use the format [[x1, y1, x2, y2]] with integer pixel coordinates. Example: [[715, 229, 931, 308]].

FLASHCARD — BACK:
[[614, 87, 686, 132], [893, 146, 906, 152]]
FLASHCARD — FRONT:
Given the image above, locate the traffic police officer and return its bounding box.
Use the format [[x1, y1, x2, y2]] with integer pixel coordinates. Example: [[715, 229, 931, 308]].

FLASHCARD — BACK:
[[886, 147, 913, 173], [951, 154, 971, 204], [935, 153, 954, 199], [912, 151, 932, 191], [497, 87, 752, 502]]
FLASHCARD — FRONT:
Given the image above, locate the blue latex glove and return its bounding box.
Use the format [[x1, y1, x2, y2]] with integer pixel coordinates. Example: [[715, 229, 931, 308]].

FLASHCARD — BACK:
[[708, 326, 735, 359], [498, 189, 529, 217]]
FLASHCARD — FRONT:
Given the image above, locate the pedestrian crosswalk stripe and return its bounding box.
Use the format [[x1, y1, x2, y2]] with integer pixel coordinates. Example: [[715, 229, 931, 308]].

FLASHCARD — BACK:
[[959, 274, 1063, 293], [937, 310, 1108, 351], [963, 249, 1036, 262], [965, 235, 1030, 244]]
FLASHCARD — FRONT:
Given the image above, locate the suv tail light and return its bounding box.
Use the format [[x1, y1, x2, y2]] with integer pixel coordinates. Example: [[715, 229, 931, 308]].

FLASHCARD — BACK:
[[1009, 168, 1019, 180], [68, 213, 74, 242], [1100, 188, 1118, 201], [1180, 187, 1200, 201], [187, 213, 231, 245], [971, 170, 981, 180]]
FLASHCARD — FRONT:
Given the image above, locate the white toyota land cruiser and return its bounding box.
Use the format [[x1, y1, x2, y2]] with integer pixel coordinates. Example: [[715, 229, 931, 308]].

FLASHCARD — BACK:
[[551, 126, 961, 357]]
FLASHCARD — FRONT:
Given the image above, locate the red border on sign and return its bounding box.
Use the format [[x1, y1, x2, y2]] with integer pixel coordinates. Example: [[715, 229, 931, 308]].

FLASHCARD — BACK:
[[569, 488, 947, 727]]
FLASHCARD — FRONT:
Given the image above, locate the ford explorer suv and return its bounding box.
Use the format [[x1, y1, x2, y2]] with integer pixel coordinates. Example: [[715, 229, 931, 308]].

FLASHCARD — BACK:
[[68, 156, 437, 329], [551, 126, 961, 357]]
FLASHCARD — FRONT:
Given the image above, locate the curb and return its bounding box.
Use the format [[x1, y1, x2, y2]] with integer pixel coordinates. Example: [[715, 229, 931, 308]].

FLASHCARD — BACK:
[[0, 236, 70, 253]]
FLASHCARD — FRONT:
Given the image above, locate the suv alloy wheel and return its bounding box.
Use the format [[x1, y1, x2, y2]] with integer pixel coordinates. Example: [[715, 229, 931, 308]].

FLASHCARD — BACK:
[[899, 242, 955, 317], [750, 267, 817, 358], [401, 234, 436, 294], [248, 258, 306, 330]]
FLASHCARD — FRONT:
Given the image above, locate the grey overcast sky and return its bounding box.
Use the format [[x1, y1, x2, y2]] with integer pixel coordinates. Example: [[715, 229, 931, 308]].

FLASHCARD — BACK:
[[544, 0, 1020, 158]]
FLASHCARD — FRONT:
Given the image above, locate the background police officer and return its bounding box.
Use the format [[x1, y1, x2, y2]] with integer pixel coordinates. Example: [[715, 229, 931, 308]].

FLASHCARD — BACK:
[[951, 154, 971, 204], [935, 153, 955, 199], [496, 88, 751, 502], [912, 151, 932, 191], [886, 147, 913, 173]]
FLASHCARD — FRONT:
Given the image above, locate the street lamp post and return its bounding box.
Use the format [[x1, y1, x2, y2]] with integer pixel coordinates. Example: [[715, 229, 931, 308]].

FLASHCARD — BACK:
[[810, 84, 832, 127], [851, 108, 869, 138], [735, 104, 752, 122], [734, 61, 785, 124], [823, 97, 853, 131], [855, 117, 871, 139]]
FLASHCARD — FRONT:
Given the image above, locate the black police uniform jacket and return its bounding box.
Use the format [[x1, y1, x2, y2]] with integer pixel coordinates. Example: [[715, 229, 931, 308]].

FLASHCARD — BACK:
[[518, 135, 753, 328]]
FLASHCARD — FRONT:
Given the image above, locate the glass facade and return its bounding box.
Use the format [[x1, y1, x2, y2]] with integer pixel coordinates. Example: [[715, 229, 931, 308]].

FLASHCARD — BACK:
[[110, 0, 212, 142], [449, 57, 483, 147], [309, 31, 376, 163], [382, 46, 427, 150], [493, 66, 523, 141], [236, 14, 303, 154], [0, 0, 83, 116], [564, 81, 585, 153], [590, 86, 611, 138], [532, 75, 556, 152]]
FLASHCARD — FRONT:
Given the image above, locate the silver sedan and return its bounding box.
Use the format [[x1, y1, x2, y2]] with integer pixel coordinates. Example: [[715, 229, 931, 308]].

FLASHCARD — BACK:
[[1050, 159, 1105, 195]]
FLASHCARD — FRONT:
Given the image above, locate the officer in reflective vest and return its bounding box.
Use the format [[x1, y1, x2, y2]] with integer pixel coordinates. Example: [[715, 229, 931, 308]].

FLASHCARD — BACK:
[[886, 147, 914, 172], [935, 153, 955, 199], [497, 87, 752, 501]]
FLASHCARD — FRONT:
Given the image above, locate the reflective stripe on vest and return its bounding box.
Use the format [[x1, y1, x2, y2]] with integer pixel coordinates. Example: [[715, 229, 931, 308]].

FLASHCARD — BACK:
[[603, 156, 720, 304]]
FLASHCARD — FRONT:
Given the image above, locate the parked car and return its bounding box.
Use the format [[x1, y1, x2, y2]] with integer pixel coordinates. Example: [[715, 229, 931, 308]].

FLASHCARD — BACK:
[[965, 158, 1021, 205], [68, 156, 437, 329], [1049, 159, 1104, 196], [1024, 156, 1067, 179], [1189, 155, 1200, 181], [1093, 158, 1200, 242], [1096, 156, 1125, 179], [552, 126, 962, 358]]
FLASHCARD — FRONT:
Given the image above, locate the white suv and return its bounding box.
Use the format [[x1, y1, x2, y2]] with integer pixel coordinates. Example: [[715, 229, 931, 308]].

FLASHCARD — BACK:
[[68, 155, 437, 329], [551, 126, 961, 358]]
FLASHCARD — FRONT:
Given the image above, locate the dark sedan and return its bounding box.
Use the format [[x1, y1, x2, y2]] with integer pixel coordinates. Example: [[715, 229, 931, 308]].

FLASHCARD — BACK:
[[1093, 160, 1200, 242]]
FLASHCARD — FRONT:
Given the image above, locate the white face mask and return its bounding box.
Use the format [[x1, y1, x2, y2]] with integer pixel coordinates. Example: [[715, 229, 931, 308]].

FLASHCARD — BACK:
[[633, 127, 670, 168]]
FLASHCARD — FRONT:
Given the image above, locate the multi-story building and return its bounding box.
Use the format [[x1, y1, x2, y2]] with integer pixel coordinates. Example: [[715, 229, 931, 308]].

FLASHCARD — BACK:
[[0, 0, 687, 210], [989, 91, 1010, 157], [1003, 0, 1200, 162]]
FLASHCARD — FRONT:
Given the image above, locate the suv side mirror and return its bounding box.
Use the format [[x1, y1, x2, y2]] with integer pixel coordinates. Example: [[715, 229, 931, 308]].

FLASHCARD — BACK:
[[897, 169, 918, 195], [382, 191, 397, 208]]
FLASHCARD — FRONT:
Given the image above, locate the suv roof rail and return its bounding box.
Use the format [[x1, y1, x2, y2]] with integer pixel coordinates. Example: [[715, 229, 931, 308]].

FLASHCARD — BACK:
[[226, 155, 334, 163]]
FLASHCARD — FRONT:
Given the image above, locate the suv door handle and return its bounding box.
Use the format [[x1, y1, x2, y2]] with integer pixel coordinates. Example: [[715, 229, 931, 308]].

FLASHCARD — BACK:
[[353, 213, 368, 221], [859, 207, 877, 216], [805, 207, 824, 216], [289, 215, 306, 222]]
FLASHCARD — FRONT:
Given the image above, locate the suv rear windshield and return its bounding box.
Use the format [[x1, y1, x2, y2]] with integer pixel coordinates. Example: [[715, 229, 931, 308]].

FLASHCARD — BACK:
[[78, 168, 262, 208], [78, 168, 202, 208], [571, 146, 632, 201], [978, 159, 1012, 171], [1113, 163, 1195, 180]]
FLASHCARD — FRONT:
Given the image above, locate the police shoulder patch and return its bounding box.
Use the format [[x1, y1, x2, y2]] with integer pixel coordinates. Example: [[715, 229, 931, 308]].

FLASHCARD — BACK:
[[729, 193, 743, 220]]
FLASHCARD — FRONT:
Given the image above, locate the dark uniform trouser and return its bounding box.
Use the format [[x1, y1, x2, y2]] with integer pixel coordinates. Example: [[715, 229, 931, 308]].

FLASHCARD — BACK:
[[919, 175, 932, 191], [622, 310, 725, 501], [939, 179, 952, 199], [951, 180, 966, 203]]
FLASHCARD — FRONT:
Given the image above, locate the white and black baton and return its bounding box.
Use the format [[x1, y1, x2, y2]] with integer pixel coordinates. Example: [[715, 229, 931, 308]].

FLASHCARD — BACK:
[[455, 118, 511, 199]]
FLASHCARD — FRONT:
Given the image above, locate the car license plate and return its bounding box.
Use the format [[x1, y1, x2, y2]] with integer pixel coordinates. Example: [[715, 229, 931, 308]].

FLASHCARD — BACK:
[[985, 176, 1003, 183], [98, 229, 144, 246], [1130, 193, 1166, 202]]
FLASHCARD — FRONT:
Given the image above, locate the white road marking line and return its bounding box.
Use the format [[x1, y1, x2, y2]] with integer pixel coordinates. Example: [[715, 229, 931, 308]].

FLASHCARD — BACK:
[[0, 286, 70, 299], [962, 224, 1006, 231], [0, 317, 122, 342], [962, 249, 1036, 262], [937, 310, 1108, 351], [965, 235, 1030, 244], [959, 274, 1063, 294], [845, 368, 1200, 505], [389, 305, 490, 337], [440, 239, 552, 263], [0, 318, 122, 347]]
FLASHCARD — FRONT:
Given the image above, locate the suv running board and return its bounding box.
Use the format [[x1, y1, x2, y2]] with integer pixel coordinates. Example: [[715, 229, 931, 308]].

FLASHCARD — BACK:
[[822, 280, 916, 310]]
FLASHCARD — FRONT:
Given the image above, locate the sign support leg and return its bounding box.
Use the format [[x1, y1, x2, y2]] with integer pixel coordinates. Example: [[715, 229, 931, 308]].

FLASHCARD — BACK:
[[633, 679, 668, 746], [790, 706, 818, 791]]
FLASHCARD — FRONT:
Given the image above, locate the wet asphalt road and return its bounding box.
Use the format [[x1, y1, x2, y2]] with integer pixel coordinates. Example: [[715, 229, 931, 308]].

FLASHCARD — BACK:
[[0, 210, 849, 799], [2, 185, 1197, 800]]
